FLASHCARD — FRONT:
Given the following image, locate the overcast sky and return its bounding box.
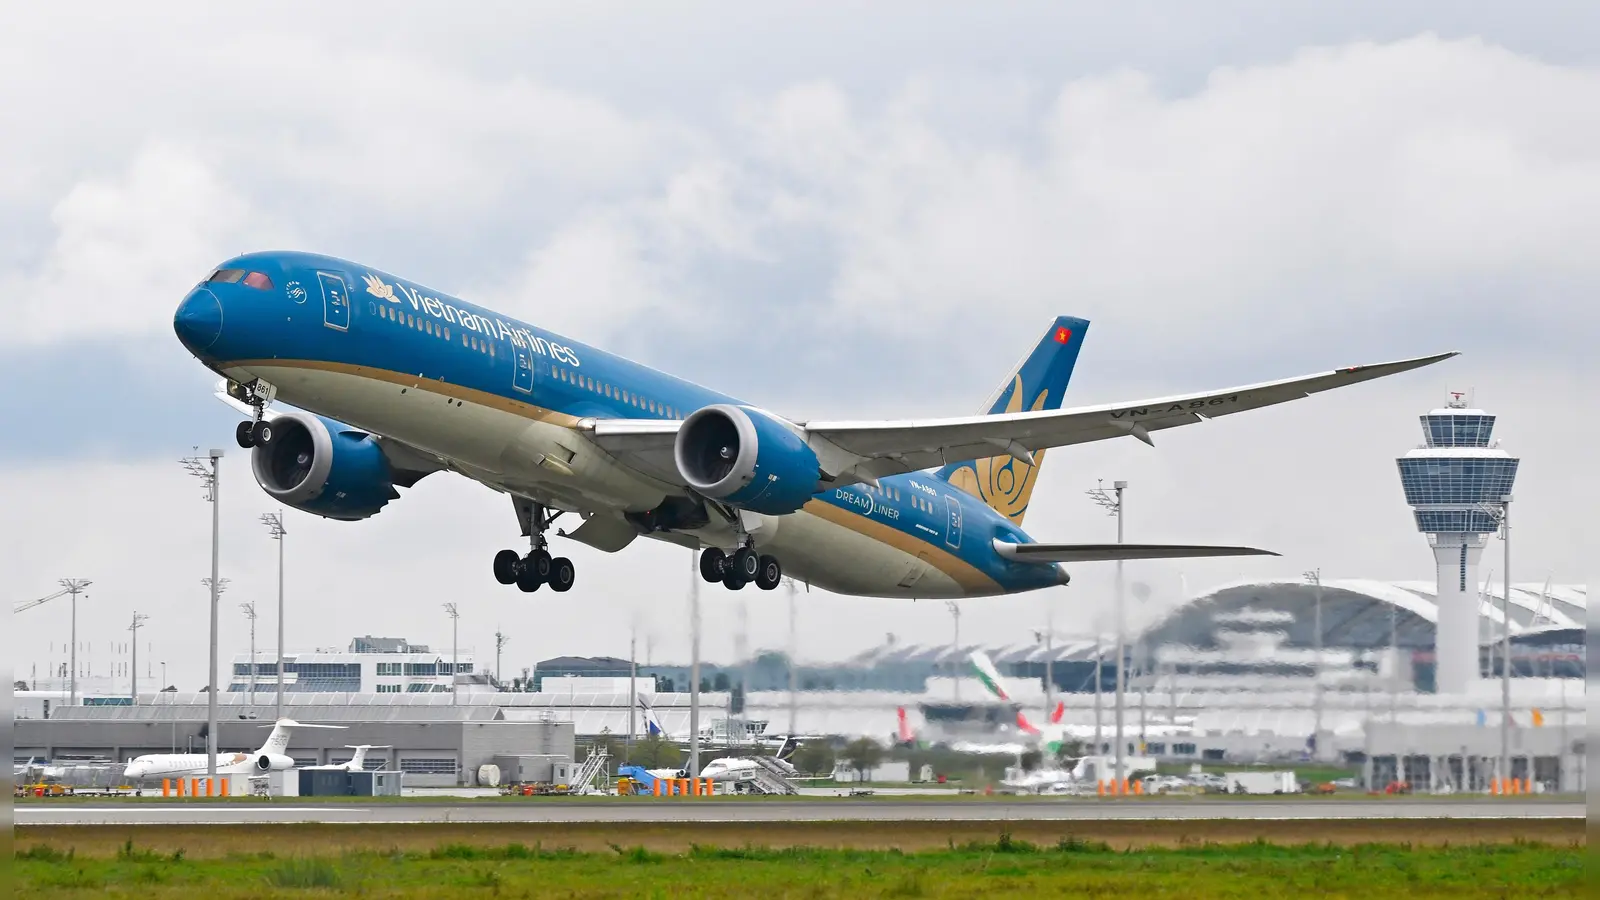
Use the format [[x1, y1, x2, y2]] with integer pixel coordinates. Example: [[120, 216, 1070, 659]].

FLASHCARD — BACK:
[[4, 2, 1595, 691]]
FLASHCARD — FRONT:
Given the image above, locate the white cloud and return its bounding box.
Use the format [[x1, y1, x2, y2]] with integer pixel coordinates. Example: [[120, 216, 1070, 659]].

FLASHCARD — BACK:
[[0, 143, 269, 350], [0, 19, 1593, 674]]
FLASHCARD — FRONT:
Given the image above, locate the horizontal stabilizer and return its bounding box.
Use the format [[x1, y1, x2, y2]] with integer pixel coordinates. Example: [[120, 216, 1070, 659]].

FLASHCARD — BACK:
[[994, 539, 1278, 564]]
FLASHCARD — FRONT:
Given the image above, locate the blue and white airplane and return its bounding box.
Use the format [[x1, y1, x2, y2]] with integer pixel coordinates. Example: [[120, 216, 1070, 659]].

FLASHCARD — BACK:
[[173, 252, 1452, 597]]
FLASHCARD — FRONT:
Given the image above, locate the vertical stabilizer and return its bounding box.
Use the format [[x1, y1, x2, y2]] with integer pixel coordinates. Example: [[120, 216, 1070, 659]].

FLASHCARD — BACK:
[[937, 317, 1089, 525]]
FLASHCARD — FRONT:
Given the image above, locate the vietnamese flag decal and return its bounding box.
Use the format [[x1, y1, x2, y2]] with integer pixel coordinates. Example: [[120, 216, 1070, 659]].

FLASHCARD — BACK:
[[1054, 327, 1073, 344]]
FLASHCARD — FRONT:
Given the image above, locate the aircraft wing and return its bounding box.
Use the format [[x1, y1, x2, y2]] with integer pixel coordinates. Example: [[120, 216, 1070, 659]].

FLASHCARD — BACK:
[[584, 352, 1454, 484], [798, 352, 1455, 475], [993, 540, 1278, 564]]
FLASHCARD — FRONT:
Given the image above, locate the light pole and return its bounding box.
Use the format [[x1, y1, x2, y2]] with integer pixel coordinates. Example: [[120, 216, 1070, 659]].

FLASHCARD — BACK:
[[161, 662, 167, 692], [444, 603, 460, 705], [689, 551, 702, 779], [627, 620, 637, 764], [240, 602, 258, 704], [1303, 569, 1325, 759], [182, 447, 224, 777], [1478, 495, 1513, 786], [495, 627, 508, 686], [1087, 479, 1127, 784], [260, 511, 286, 721], [58, 579, 91, 705], [787, 578, 799, 738], [129, 612, 148, 703], [944, 601, 962, 701]]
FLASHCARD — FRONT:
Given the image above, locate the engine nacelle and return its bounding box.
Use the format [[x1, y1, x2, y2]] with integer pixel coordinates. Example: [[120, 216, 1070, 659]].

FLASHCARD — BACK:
[[254, 753, 295, 772], [673, 405, 821, 515], [251, 411, 398, 521]]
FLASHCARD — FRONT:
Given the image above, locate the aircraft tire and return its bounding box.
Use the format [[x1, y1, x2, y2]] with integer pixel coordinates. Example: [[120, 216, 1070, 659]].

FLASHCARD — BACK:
[[548, 557, 576, 592], [528, 549, 553, 579], [493, 549, 521, 585], [515, 564, 543, 592], [721, 569, 747, 591], [251, 420, 275, 446], [755, 555, 782, 590], [699, 548, 726, 582], [235, 421, 256, 449], [730, 546, 759, 580]]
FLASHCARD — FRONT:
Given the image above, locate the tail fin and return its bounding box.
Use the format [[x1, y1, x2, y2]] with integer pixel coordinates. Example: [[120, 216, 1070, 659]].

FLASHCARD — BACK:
[[937, 317, 1089, 525], [1050, 701, 1065, 724], [639, 697, 668, 738], [968, 650, 1012, 701], [258, 718, 343, 756], [896, 707, 915, 744]]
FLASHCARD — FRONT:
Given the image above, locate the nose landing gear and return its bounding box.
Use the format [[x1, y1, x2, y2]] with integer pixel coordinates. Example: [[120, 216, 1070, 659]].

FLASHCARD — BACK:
[[493, 500, 575, 593], [231, 379, 278, 448]]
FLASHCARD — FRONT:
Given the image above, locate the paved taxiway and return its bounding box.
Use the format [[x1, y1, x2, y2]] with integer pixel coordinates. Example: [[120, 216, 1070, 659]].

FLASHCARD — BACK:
[[18, 799, 1581, 827]]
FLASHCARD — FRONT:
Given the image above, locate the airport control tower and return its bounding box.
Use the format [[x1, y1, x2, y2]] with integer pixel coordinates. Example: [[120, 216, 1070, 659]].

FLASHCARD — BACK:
[[1396, 393, 1519, 695]]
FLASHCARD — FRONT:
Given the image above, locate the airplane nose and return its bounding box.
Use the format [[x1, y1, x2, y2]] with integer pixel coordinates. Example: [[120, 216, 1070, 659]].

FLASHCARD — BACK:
[[174, 287, 223, 352]]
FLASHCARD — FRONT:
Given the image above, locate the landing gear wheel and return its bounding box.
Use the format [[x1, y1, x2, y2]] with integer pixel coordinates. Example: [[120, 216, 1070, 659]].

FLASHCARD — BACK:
[[699, 548, 726, 583], [235, 421, 255, 449], [722, 568, 747, 590], [730, 546, 760, 581], [493, 549, 521, 585], [527, 549, 553, 580], [755, 555, 782, 591], [252, 420, 276, 447], [515, 564, 543, 592], [547, 557, 576, 592]]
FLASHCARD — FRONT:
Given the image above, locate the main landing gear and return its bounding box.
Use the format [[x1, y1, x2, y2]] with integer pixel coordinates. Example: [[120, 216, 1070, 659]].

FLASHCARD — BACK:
[[700, 544, 782, 591], [493, 502, 575, 593], [232, 379, 279, 449]]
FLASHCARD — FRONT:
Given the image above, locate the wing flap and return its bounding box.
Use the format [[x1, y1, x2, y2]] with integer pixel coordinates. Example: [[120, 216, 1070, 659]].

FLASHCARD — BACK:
[[995, 539, 1279, 563]]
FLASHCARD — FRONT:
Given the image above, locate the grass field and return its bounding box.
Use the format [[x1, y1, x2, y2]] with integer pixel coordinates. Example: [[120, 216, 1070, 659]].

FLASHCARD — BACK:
[[14, 821, 1585, 898]]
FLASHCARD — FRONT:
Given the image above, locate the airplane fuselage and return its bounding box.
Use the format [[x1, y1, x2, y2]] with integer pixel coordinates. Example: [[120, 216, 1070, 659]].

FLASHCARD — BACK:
[[175, 252, 1066, 598]]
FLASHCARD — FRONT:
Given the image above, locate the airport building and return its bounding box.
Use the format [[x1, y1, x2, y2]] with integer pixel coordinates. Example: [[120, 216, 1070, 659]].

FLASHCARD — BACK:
[[228, 635, 476, 695]]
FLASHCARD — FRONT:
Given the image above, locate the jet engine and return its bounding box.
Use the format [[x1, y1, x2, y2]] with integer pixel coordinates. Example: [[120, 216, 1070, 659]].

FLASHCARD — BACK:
[[673, 404, 821, 515], [251, 411, 398, 520], [254, 753, 295, 772]]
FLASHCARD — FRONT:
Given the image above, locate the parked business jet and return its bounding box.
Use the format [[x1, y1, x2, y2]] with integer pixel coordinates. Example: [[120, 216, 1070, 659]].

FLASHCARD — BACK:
[[173, 252, 1452, 597], [121, 718, 342, 781], [302, 745, 388, 772]]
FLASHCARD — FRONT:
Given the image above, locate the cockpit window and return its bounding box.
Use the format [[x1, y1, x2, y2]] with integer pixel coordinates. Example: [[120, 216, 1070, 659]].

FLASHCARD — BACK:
[[207, 268, 274, 290]]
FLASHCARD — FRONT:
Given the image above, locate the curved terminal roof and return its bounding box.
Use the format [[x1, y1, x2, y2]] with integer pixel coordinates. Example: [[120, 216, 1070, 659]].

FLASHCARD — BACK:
[[1139, 579, 1586, 651]]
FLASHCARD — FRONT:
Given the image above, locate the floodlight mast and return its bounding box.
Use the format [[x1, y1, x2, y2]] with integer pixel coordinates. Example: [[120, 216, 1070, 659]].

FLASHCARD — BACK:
[[181, 447, 224, 778], [260, 511, 287, 720], [1086, 479, 1127, 786]]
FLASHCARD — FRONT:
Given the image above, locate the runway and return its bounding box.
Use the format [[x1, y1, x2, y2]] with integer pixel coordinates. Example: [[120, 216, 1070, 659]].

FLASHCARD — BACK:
[[17, 798, 1582, 826]]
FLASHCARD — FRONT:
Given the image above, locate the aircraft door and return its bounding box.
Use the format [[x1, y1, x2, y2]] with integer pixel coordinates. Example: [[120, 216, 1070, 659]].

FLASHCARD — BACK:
[[943, 494, 963, 550], [512, 345, 534, 394], [318, 272, 350, 331]]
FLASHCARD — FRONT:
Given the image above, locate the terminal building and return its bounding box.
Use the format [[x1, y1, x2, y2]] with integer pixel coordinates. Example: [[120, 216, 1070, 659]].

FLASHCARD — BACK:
[[228, 635, 476, 695]]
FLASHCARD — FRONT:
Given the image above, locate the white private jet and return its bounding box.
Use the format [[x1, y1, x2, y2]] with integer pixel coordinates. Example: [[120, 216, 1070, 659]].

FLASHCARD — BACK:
[[121, 719, 344, 781], [303, 744, 390, 772]]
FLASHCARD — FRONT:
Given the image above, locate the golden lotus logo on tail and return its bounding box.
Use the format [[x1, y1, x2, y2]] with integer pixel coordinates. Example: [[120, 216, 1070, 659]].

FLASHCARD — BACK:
[[947, 375, 1049, 525]]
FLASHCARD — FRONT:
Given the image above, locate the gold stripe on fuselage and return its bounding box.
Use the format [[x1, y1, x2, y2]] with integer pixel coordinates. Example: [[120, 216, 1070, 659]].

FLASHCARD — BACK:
[[228, 358, 1001, 594]]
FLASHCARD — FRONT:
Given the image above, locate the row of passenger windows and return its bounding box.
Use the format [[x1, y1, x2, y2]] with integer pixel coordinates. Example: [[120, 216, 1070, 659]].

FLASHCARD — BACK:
[[552, 366, 683, 419], [862, 481, 939, 514], [366, 302, 686, 415]]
